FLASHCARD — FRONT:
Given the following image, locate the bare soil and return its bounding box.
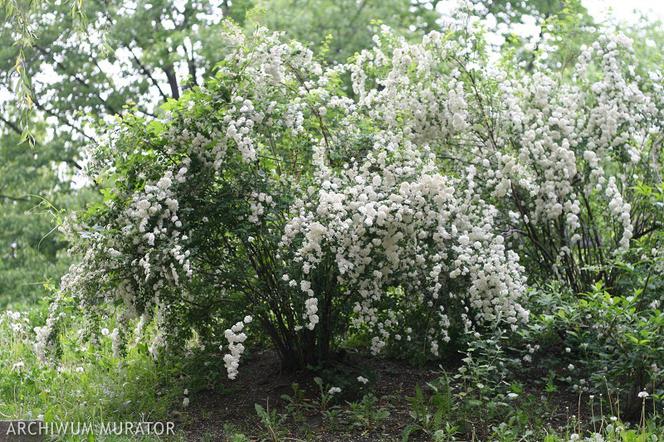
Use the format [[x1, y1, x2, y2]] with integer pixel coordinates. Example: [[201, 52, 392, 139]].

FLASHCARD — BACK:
[[182, 350, 444, 441], [181, 349, 586, 441]]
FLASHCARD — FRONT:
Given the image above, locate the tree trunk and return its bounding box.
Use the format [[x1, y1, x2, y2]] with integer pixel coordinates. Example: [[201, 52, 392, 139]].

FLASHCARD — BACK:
[[164, 64, 180, 99]]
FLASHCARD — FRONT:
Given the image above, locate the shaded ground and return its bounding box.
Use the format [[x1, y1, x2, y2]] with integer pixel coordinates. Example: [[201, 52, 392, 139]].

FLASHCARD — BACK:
[[178, 347, 598, 442], [183, 350, 444, 441]]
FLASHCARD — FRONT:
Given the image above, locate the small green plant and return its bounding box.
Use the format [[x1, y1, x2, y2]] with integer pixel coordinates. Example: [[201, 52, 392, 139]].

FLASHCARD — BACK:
[[544, 371, 558, 395], [223, 424, 250, 442], [432, 423, 461, 442], [402, 380, 455, 441], [346, 393, 390, 433], [313, 376, 341, 413], [280, 382, 314, 426], [310, 376, 345, 429], [254, 402, 287, 442], [521, 283, 664, 420]]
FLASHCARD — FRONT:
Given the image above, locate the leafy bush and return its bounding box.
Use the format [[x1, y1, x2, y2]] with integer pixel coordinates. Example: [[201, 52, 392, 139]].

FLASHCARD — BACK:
[[39, 6, 662, 381], [44, 21, 530, 375], [520, 283, 663, 419]]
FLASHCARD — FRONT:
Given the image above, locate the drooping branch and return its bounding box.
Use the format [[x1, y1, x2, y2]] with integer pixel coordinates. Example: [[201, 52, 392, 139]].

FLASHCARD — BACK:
[[1, 109, 85, 171], [0, 193, 33, 202]]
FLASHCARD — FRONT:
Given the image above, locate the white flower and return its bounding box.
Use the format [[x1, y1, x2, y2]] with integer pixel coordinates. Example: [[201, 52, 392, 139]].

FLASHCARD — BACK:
[[357, 376, 369, 385], [109, 328, 121, 358], [101, 328, 110, 336], [637, 391, 649, 399], [507, 392, 519, 400], [182, 397, 190, 408], [328, 386, 341, 395], [222, 320, 249, 379], [11, 361, 25, 371]]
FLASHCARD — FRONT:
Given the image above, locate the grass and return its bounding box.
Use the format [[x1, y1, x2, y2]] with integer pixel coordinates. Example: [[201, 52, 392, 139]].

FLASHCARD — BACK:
[[0, 301, 188, 441]]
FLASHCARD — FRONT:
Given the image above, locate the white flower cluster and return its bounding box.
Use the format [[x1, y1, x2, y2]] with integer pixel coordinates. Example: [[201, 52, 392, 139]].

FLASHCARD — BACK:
[[4, 310, 26, 334], [350, 26, 661, 288], [223, 97, 261, 162], [33, 291, 65, 362], [283, 141, 528, 354], [486, 33, 657, 272], [605, 177, 632, 253], [99, 326, 123, 356], [303, 296, 319, 330], [109, 328, 122, 358], [221, 315, 252, 379], [125, 166, 192, 284], [248, 192, 274, 224], [349, 29, 473, 145], [60, 160, 194, 331]]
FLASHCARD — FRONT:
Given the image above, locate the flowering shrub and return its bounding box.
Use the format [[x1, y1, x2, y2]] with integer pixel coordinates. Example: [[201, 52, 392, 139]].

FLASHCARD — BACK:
[[348, 26, 662, 293], [41, 14, 662, 378], [281, 146, 529, 357]]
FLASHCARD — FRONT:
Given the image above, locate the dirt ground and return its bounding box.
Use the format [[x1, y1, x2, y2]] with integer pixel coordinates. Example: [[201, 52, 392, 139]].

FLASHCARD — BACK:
[[181, 349, 585, 441], [182, 349, 445, 441]]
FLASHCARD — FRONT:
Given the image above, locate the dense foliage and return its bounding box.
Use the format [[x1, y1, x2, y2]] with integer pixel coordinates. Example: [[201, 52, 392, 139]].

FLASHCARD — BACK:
[[41, 5, 662, 387]]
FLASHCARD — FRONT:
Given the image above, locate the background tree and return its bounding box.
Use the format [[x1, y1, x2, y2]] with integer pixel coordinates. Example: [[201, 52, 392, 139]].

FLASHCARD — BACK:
[[247, 0, 440, 63], [0, 116, 83, 306]]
